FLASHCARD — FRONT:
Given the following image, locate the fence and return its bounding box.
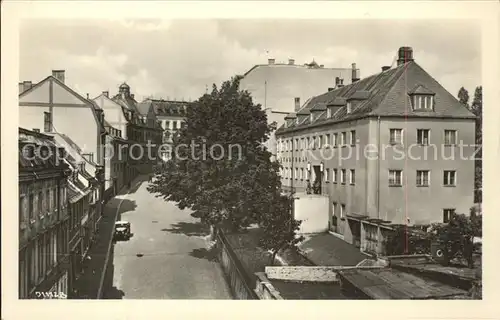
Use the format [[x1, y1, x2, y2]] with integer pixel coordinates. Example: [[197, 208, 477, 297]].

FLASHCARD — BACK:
[[215, 230, 258, 300]]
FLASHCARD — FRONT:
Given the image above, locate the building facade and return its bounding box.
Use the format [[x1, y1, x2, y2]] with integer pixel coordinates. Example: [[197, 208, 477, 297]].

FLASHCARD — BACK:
[[18, 70, 106, 218], [275, 47, 476, 255], [19, 128, 71, 299], [138, 99, 189, 161], [240, 58, 360, 160], [112, 83, 163, 173]]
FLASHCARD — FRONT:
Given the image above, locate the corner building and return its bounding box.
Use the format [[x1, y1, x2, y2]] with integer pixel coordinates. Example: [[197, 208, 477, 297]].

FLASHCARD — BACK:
[[275, 47, 476, 255]]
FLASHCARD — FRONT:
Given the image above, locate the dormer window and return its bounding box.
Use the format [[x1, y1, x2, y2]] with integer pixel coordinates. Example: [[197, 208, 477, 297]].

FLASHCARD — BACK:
[[310, 113, 313, 122], [327, 108, 332, 118], [412, 95, 434, 110], [409, 85, 435, 111], [346, 102, 352, 114]]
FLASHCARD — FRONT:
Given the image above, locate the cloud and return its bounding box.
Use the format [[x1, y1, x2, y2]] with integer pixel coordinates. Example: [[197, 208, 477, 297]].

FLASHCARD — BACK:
[[19, 19, 481, 102]]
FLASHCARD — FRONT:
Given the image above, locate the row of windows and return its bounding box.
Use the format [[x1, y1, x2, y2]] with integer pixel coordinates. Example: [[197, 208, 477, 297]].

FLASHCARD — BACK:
[[279, 131, 355, 152], [281, 168, 457, 187], [161, 120, 186, 130], [388, 169, 456, 187], [279, 128, 459, 152], [19, 187, 66, 224], [19, 226, 68, 298]]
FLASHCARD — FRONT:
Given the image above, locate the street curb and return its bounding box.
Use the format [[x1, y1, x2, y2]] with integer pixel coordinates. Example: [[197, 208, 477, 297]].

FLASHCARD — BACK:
[[96, 178, 142, 299]]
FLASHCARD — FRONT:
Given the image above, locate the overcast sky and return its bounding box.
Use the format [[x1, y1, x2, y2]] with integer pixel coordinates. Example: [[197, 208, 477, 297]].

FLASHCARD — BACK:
[[20, 19, 481, 102]]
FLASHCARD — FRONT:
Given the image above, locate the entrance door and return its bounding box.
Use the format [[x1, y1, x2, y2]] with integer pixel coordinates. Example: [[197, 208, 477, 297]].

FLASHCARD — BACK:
[[312, 165, 322, 194]]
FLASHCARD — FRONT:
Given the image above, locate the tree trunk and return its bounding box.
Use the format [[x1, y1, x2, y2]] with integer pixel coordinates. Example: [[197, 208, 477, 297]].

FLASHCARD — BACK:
[[209, 225, 216, 242], [270, 251, 278, 266]]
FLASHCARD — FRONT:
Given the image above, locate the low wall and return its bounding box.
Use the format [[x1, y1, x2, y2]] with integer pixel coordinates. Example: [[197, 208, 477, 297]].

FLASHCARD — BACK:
[[254, 272, 283, 300], [216, 231, 258, 300], [265, 266, 385, 283], [294, 194, 329, 234]]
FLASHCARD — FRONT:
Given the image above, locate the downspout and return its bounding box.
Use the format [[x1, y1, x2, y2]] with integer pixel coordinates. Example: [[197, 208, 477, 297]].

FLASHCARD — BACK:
[[376, 116, 381, 220]]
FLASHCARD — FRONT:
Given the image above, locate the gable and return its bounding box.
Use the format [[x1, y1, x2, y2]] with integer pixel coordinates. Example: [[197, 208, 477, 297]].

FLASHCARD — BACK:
[[19, 80, 51, 104], [52, 80, 87, 105]]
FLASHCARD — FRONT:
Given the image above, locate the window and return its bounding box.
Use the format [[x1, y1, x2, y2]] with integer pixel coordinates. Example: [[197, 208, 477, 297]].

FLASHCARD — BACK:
[[416, 170, 430, 186], [443, 209, 456, 223], [301, 168, 304, 180], [413, 95, 434, 110], [52, 189, 57, 212], [332, 169, 338, 183], [325, 169, 330, 182], [46, 190, 50, 213], [346, 102, 352, 114], [172, 121, 177, 130], [332, 133, 338, 147], [29, 194, 34, 221], [295, 168, 298, 180], [340, 204, 346, 218], [389, 170, 403, 186], [300, 138, 304, 150], [318, 135, 323, 148], [43, 112, 51, 132], [341, 132, 347, 146], [444, 130, 457, 145], [325, 134, 330, 146], [312, 136, 317, 149], [340, 169, 346, 184], [38, 192, 43, 217], [306, 137, 310, 149], [305, 168, 309, 180], [296, 139, 299, 150], [19, 196, 26, 224], [443, 170, 456, 186], [350, 169, 355, 185], [417, 129, 430, 145], [327, 108, 332, 118], [390, 129, 403, 144], [350, 130, 356, 145]]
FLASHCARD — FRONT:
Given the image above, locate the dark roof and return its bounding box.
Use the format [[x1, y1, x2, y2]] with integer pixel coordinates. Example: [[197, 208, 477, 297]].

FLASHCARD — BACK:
[[270, 280, 348, 299], [18, 128, 68, 172], [338, 268, 469, 299], [348, 90, 371, 100], [284, 113, 297, 119], [310, 103, 327, 111], [276, 61, 476, 135], [299, 233, 367, 266], [408, 84, 434, 95], [143, 99, 190, 117]]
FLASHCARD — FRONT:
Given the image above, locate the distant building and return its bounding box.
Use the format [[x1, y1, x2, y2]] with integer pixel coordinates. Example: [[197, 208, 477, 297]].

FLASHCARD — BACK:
[[240, 58, 360, 160], [275, 47, 476, 255], [18, 128, 71, 298], [111, 83, 163, 172], [137, 99, 189, 161], [93, 91, 135, 186]]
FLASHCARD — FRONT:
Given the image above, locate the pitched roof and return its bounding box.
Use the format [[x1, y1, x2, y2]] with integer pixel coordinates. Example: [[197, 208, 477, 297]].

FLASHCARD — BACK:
[[408, 84, 434, 95], [276, 61, 476, 134], [143, 99, 190, 117]]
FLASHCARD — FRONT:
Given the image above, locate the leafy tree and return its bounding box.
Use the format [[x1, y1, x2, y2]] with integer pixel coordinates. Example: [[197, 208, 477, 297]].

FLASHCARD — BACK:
[[258, 193, 304, 265], [147, 76, 300, 249], [471, 86, 482, 203], [429, 213, 477, 268], [457, 87, 470, 108], [385, 226, 431, 256]]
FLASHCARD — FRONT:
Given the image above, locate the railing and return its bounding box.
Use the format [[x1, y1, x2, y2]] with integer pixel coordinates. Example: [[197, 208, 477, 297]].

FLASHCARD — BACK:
[[216, 230, 258, 300]]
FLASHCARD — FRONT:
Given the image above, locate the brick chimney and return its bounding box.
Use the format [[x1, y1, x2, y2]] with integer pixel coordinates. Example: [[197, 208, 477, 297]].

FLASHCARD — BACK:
[[22, 81, 33, 93], [351, 63, 360, 83], [288, 59, 295, 65], [103, 91, 109, 98], [294, 97, 301, 111], [268, 58, 275, 65], [52, 70, 65, 83], [397, 47, 414, 66]]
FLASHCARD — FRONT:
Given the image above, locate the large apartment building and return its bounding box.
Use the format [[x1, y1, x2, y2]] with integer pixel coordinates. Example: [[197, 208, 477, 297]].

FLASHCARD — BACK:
[[137, 99, 189, 161], [275, 47, 476, 254], [18, 129, 71, 298], [240, 58, 360, 160]]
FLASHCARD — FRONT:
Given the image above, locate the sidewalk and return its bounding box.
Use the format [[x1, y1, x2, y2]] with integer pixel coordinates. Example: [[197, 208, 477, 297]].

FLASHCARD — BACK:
[[71, 177, 143, 299]]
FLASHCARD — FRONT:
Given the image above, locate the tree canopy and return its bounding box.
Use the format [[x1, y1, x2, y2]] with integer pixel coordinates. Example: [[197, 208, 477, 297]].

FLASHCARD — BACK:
[[148, 76, 299, 242]]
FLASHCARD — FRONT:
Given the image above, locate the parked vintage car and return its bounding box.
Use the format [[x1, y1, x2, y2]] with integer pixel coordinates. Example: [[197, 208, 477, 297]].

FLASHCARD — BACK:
[[113, 221, 131, 240]]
